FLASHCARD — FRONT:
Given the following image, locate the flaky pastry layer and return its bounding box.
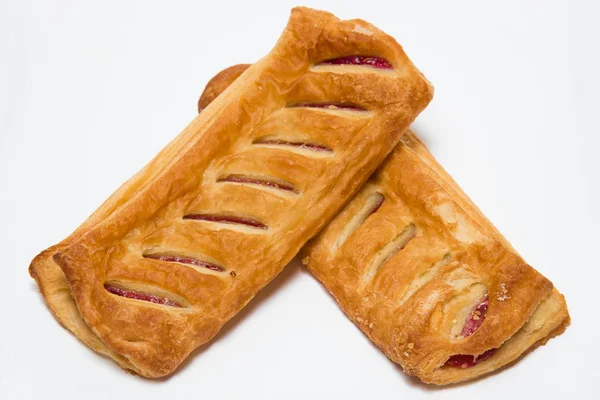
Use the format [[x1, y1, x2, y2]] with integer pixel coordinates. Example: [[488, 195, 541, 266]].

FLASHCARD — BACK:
[[301, 133, 569, 384], [200, 63, 570, 384], [30, 7, 432, 377]]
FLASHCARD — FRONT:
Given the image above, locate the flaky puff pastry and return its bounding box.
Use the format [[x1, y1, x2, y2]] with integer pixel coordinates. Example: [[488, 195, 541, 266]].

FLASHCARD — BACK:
[[28, 66, 258, 376], [203, 64, 570, 385], [301, 136, 570, 384], [29, 7, 433, 378]]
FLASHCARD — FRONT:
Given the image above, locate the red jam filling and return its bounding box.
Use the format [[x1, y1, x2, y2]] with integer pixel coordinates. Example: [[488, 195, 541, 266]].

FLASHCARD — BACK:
[[291, 103, 366, 112], [218, 175, 299, 193], [143, 253, 225, 272], [254, 139, 332, 153], [461, 298, 489, 337], [183, 214, 267, 229], [318, 56, 393, 69], [446, 297, 498, 368], [445, 348, 497, 368], [104, 284, 181, 307]]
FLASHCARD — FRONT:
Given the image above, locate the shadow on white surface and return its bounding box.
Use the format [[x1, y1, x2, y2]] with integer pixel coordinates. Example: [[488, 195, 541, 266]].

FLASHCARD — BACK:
[[170, 259, 305, 380]]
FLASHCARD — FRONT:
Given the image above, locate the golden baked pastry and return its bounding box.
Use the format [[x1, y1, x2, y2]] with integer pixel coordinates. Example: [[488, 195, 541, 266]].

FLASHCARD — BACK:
[[28, 66, 260, 377], [301, 134, 570, 384], [29, 7, 433, 378], [197, 63, 250, 113], [200, 64, 570, 385]]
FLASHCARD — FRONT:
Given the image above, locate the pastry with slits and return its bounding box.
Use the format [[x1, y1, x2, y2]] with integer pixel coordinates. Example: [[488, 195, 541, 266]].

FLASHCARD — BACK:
[[203, 64, 570, 384], [28, 7, 432, 378], [301, 133, 570, 384]]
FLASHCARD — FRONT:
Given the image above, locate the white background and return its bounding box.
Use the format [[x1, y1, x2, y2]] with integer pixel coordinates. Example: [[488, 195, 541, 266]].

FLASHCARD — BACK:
[[1, 0, 598, 398]]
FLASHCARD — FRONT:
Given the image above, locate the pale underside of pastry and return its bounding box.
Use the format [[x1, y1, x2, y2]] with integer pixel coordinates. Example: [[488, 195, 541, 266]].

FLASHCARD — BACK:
[[202, 65, 570, 385], [29, 7, 432, 378]]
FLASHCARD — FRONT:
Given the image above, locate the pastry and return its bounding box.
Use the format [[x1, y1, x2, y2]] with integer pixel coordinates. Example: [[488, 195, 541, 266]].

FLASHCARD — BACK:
[[202, 64, 569, 384], [301, 133, 570, 384], [28, 65, 259, 375], [29, 7, 433, 377]]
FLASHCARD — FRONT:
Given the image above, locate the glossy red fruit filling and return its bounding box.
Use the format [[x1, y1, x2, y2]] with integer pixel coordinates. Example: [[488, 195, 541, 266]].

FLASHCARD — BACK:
[[254, 138, 332, 153], [461, 298, 489, 337], [218, 174, 299, 193], [446, 297, 498, 368], [104, 284, 182, 307], [183, 214, 267, 229], [291, 103, 366, 112], [318, 56, 392, 69], [445, 348, 497, 368], [143, 253, 225, 272]]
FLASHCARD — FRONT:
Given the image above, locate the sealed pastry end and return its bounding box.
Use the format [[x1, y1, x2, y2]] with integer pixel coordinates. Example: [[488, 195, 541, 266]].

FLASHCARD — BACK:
[[34, 6, 435, 378]]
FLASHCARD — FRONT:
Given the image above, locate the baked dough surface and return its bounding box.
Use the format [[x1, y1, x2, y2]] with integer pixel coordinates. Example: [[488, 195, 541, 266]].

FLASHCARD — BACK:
[[201, 63, 570, 384], [302, 132, 570, 384], [29, 7, 432, 378]]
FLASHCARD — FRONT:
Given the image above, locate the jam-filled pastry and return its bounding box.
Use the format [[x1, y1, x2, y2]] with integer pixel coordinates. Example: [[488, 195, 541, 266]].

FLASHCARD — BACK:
[[202, 64, 570, 384], [301, 133, 570, 384], [29, 7, 433, 377], [28, 66, 260, 375]]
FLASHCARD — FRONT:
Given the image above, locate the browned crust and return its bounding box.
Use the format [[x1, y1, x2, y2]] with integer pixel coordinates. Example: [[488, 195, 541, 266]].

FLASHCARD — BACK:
[[31, 51, 569, 384], [33, 7, 433, 378], [28, 62, 257, 379], [198, 64, 251, 112], [301, 131, 569, 384], [31, 52, 569, 384]]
